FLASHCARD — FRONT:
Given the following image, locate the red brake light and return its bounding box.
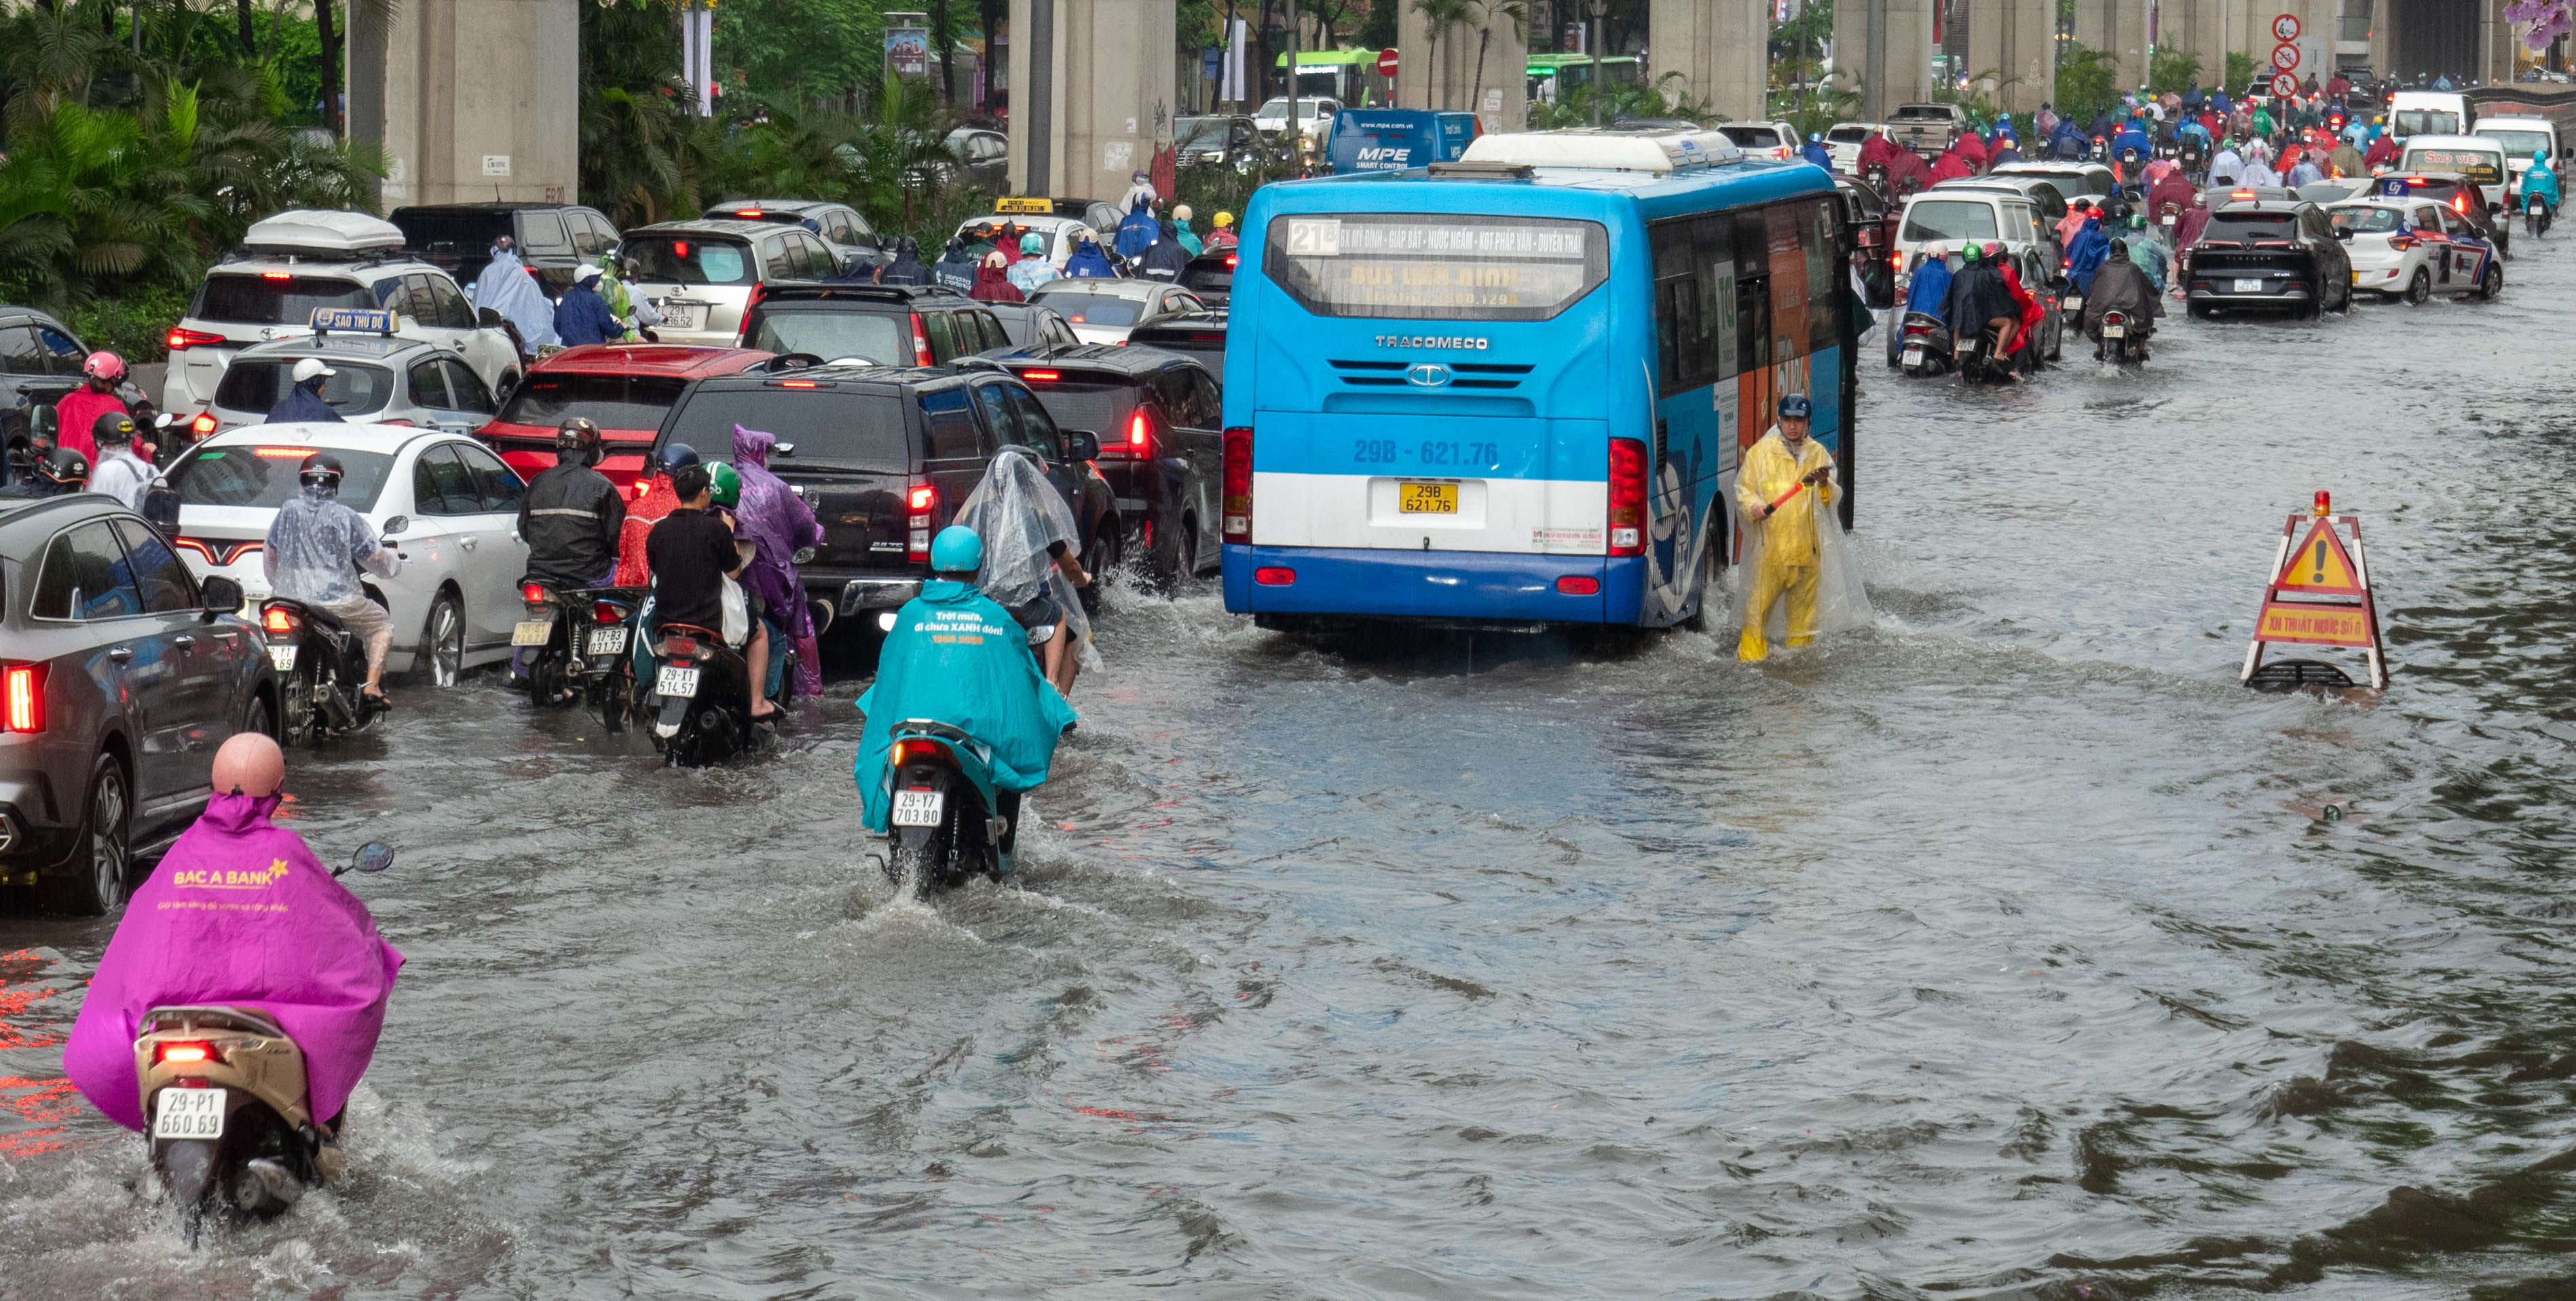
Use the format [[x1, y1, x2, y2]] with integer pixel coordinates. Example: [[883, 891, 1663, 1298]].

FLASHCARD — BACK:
[[779, 379, 817, 388], [1555, 575, 1601, 596], [907, 481, 937, 561], [261, 605, 299, 635], [674, 241, 690, 258], [892, 737, 956, 766], [190, 413, 218, 435], [1021, 369, 1061, 381], [910, 312, 933, 366], [735, 208, 764, 219], [1127, 409, 1151, 451], [166, 326, 225, 352], [261, 271, 293, 281], [1254, 566, 1296, 585], [521, 583, 548, 603], [1607, 437, 1647, 557], [2231, 189, 2256, 199], [3, 664, 42, 733], [661, 635, 699, 659], [593, 600, 627, 623], [1225, 255, 1238, 267], [908, 485, 935, 511], [1222, 427, 1254, 544], [252, 447, 314, 459], [2454, 195, 2469, 213], [155, 1041, 218, 1064]]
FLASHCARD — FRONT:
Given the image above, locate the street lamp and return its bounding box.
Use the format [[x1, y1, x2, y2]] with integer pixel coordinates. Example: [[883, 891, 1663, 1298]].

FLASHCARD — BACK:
[[1588, 0, 1607, 127]]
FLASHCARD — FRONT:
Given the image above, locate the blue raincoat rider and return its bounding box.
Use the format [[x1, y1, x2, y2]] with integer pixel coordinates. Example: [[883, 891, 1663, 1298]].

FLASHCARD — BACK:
[[1800, 134, 1833, 170], [853, 525, 1078, 837], [2064, 212, 2113, 293], [2112, 117, 2153, 163], [2525, 151, 2562, 214]]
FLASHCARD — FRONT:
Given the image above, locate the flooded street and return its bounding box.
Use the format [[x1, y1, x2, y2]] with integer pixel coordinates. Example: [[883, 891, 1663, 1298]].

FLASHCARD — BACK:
[[7, 250, 2575, 1299]]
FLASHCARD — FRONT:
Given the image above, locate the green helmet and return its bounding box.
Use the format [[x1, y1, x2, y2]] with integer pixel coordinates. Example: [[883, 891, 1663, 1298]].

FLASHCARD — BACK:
[[707, 461, 741, 508]]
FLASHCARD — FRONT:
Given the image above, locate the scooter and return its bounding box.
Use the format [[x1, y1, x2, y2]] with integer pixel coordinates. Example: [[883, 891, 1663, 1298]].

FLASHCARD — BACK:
[[643, 620, 794, 768], [580, 586, 648, 733], [135, 842, 393, 1240], [2097, 309, 2146, 365], [1897, 312, 1955, 377], [510, 579, 589, 709], [876, 719, 1019, 889], [259, 599, 388, 745], [2527, 193, 2553, 239], [1956, 321, 2011, 383]]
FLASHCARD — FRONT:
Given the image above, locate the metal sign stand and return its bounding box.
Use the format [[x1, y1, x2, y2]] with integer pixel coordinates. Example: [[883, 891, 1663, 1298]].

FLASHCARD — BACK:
[[2241, 491, 2387, 692]]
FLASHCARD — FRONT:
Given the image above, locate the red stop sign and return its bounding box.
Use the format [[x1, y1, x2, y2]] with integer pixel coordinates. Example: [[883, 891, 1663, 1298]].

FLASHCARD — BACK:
[[1378, 48, 1400, 77]]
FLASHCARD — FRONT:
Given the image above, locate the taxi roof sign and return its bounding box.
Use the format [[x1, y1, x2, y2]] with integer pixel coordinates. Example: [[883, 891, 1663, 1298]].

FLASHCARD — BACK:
[[311, 306, 398, 335], [994, 196, 1053, 214]]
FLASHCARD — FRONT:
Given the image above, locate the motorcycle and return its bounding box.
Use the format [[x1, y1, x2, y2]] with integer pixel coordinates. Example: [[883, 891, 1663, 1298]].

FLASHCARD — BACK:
[[1897, 312, 1956, 377], [875, 719, 1020, 889], [643, 620, 794, 768], [2528, 193, 2553, 238], [510, 579, 587, 709], [259, 599, 388, 745], [581, 586, 648, 733], [135, 842, 394, 1239], [2097, 309, 2146, 365], [1957, 321, 2011, 383]]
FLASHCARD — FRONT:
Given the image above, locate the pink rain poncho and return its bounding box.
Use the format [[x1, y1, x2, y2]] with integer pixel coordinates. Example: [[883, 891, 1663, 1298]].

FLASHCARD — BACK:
[[62, 793, 403, 1131], [730, 424, 826, 696]]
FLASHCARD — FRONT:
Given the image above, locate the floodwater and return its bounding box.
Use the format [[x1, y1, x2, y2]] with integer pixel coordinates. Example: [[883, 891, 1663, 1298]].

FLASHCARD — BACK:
[[6, 247, 2576, 1301]]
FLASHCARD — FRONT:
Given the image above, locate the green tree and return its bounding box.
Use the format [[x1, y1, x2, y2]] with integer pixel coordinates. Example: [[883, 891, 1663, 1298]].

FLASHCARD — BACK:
[[2149, 48, 2200, 96], [1359, 0, 1396, 50], [2224, 51, 2257, 96], [2053, 43, 2118, 130]]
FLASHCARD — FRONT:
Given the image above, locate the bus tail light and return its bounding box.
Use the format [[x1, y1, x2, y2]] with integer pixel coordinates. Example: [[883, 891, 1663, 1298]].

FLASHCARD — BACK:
[[1607, 438, 1647, 557], [1222, 427, 1253, 544], [1554, 575, 1600, 596], [1254, 566, 1296, 585], [907, 482, 937, 560]]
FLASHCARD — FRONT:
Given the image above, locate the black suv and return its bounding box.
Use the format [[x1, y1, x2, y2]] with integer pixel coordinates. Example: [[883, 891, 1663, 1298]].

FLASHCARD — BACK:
[[738, 284, 1011, 369], [388, 202, 623, 296], [1, 305, 93, 480], [990, 346, 1223, 588], [2186, 197, 2355, 318], [646, 363, 1119, 623], [1125, 311, 1229, 383]]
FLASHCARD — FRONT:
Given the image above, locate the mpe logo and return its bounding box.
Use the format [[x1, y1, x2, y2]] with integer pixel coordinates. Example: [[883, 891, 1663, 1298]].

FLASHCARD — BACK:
[[1356, 147, 1414, 164]]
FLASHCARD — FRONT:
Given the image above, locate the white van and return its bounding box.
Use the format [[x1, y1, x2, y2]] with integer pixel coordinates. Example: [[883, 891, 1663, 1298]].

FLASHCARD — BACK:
[[2389, 91, 2472, 140], [2471, 115, 2565, 203], [2399, 135, 2512, 212]]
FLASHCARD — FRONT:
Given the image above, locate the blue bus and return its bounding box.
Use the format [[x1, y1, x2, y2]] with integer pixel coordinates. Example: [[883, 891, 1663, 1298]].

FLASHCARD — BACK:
[[1219, 128, 1857, 630]]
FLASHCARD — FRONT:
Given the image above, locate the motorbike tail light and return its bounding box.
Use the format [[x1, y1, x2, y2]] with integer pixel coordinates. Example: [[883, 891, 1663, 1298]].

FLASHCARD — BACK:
[[261, 605, 299, 635], [661, 635, 698, 659], [907, 481, 937, 561], [155, 1040, 219, 1065], [1222, 427, 1253, 544], [3, 664, 42, 733], [166, 326, 225, 352], [892, 737, 954, 766], [1607, 437, 1647, 557], [593, 600, 627, 624], [1555, 575, 1601, 595], [910, 312, 933, 366], [521, 583, 550, 603]]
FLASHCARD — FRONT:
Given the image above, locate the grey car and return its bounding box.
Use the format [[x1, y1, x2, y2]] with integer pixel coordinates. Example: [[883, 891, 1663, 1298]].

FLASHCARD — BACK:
[[0, 493, 274, 914], [204, 333, 501, 438], [2, 306, 97, 480]]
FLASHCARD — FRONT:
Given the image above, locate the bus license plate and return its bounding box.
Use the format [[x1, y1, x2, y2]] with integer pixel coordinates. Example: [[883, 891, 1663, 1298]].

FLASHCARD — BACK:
[[2233, 278, 2264, 293], [1398, 482, 1457, 514], [2102, 323, 2125, 338], [154, 1087, 226, 1140], [512, 620, 553, 646], [586, 626, 628, 656], [267, 645, 296, 672], [893, 788, 946, 827], [655, 666, 701, 698]]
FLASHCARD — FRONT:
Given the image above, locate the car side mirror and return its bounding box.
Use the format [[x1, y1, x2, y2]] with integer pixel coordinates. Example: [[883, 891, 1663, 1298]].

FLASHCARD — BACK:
[[199, 574, 244, 616], [336, 841, 394, 877], [1058, 430, 1101, 462], [478, 306, 506, 328]]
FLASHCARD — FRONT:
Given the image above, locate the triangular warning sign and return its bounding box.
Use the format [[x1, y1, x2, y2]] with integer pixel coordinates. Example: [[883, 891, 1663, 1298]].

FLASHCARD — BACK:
[[2273, 521, 2364, 595]]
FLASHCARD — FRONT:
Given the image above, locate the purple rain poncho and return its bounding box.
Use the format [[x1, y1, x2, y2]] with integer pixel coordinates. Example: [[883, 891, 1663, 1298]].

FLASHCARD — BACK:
[[731, 424, 826, 695]]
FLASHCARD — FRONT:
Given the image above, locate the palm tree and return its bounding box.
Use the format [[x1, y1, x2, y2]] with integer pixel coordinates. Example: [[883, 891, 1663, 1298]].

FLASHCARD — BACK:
[[1467, 0, 1527, 121], [1410, 0, 1472, 109]]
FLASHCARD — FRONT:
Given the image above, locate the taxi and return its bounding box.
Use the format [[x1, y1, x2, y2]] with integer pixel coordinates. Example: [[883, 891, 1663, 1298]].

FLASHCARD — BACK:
[[2366, 172, 2512, 259], [958, 197, 1123, 267], [2330, 178, 2503, 303]]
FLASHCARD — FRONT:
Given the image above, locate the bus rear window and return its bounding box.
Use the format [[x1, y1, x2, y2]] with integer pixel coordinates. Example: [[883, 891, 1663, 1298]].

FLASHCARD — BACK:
[[1263, 214, 1607, 322]]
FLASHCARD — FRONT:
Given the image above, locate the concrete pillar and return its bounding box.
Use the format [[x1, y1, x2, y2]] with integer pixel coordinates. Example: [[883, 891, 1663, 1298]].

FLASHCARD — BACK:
[[1651, 0, 1769, 122], [2070, 0, 2148, 90], [1007, 0, 1176, 202], [1395, 2, 1527, 131], [1833, 0, 1939, 119], [353, 0, 578, 207], [1965, 0, 2055, 111]]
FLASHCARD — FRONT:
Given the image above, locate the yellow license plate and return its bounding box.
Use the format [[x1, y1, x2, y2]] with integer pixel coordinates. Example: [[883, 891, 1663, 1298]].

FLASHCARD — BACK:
[[1398, 482, 1457, 514]]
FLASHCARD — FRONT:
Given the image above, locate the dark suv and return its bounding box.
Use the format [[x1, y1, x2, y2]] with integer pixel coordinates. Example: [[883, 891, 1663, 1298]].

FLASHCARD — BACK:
[[2186, 197, 2355, 318], [1, 495, 273, 914], [1, 306, 92, 480], [388, 202, 623, 297], [737, 284, 1011, 368], [992, 347, 1222, 589], [646, 363, 1118, 623]]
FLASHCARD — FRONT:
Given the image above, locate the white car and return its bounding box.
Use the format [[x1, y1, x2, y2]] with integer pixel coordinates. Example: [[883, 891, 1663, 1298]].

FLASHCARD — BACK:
[[2328, 198, 2498, 303], [1027, 280, 1211, 345], [2398, 135, 2512, 213], [948, 213, 1112, 269], [162, 423, 534, 685], [1252, 96, 1341, 137], [163, 210, 522, 423], [1717, 120, 1802, 159], [1823, 122, 1888, 173], [2470, 115, 2562, 202]]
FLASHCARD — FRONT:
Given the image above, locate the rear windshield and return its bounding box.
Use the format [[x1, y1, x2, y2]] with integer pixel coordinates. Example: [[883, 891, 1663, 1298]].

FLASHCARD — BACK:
[[1021, 381, 1139, 440], [388, 209, 512, 253], [2203, 213, 2300, 242], [213, 360, 396, 417], [1717, 126, 1779, 148], [620, 235, 753, 285], [193, 274, 381, 326], [1036, 291, 1144, 326], [1179, 262, 1234, 295], [2328, 206, 2407, 233], [1890, 107, 1953, 121], [1261, 213, 1608, 322], [498, 372, 690, 434], [2402, 148, 2504, 185], [1176, 118, 1239, 150], [169, 445, 396, 510], [2476, 129, 2552, 159], [743, 307, 911, 366], [1827, 126, 1872, 143], [662, 388, 909, 470], [1901, 200, 2001, 242], [2394, 111, 2461, 138]]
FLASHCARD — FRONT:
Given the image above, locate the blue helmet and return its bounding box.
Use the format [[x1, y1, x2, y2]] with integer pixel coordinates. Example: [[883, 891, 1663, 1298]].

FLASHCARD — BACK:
[[656, 442, 701, 476], [929, 525, 983, 575], [1778, 394, 1813, 419]]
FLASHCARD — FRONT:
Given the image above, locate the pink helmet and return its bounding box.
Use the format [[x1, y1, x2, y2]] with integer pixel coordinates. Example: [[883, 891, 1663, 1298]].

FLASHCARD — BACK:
[[82, 350, 126, 382]]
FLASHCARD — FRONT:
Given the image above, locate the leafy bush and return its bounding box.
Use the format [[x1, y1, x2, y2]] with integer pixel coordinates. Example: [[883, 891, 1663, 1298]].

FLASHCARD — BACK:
[[59, 283, 193, 363], [2150, 49, 2203, 97], [2055, 45, 2121, 130]]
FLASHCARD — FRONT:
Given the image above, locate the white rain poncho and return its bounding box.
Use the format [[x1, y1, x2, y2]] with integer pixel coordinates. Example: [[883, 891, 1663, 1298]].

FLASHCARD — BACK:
[[470, 247, 558, 351], [263, 483, 400, 605], [1730, 427, 1871, 647], [956, 447, 1096, 664]]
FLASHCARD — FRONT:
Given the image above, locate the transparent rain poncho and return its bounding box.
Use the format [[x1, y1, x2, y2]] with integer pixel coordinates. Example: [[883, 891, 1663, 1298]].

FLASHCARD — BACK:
[[263, 483, 399, 604], [1730, 428, 1871, 646], [956, 447, 1096, 664]]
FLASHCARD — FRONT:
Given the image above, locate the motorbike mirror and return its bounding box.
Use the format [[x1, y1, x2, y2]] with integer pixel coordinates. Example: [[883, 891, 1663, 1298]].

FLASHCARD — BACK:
[[199, 574, 245, 616], [339, 842, 394, 876], [792, 546, 817, 564], [381, 514, 410, 536], [876, 610, 898, 632], [774, 442, 796, 456]]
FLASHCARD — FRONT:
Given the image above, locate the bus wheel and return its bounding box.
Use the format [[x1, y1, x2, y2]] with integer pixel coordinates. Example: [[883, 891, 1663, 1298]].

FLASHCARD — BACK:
[[1681, 537, 1722, 633]]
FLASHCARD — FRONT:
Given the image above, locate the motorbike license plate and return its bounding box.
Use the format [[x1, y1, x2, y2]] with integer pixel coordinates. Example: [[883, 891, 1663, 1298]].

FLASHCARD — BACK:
[[1903, 346, 1926, 363], [154, 1087, 226, 1140], [655, 665, 701, 698], [892, 787, 946, 827], [2233, 278, 2265, 293], [586, 626, 628, 656], [1398, 482, 1457, 514], [2063, 295, 2083, 311], [511, 620, 553, 646], [267, 645, 297, 672], [2102, 324, 2126, 338]]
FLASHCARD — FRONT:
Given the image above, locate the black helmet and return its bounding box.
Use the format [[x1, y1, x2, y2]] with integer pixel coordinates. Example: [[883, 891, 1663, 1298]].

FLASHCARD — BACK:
[[654, 440, 701, 476], [557, 417, 602, 465], [299, 451, 344, 489], [38, 446, 89, 485]]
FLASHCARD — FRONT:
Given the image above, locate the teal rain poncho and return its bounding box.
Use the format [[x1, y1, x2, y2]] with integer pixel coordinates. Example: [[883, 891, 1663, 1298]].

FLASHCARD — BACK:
[[853, 580, 1078, 832]]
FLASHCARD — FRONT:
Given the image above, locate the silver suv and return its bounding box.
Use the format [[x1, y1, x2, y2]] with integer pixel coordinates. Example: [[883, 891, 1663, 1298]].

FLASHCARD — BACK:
[[616, 219, 844, 348], [0, 493, 274, 914], [204, 333, 501, 438]]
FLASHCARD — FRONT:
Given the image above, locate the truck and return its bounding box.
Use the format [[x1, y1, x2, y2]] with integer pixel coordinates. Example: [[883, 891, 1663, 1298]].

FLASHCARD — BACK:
[[1324, 109, 1482, 174], [1888, 103, 1967, 160]]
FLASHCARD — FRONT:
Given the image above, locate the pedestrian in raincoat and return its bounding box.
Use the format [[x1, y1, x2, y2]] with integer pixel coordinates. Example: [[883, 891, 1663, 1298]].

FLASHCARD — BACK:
[[1171, 205, 1206, 255], [554, 265, 624, 347], [1138, 220, 1193, 280], [727, 424, 827, 697], [1115, 197, 1159, 261], [971, 250, 1027, 303], [876, 237, 932, 286], [64, 733, 403, 1147], [1007, 233, 1064, 295], [853, 525, 1078, 842], [616, 442, 696, 587], [1064, 232, 1118, 278], [1928, 142, 1973, 184], [1731, 394, 1865, 662], [470, 237, 557, 356], [2064, 210, 2113, 293], [931, 236, 980, 293]]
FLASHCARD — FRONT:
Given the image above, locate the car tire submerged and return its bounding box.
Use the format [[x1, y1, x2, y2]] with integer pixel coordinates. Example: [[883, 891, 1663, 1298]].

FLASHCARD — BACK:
[[42, 753, 131, 917], [2406, 268, 2432, 305], [413, 592, 465, 687]]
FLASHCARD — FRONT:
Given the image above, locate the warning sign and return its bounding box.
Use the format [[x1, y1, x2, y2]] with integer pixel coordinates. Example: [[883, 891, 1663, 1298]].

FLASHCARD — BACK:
[[2242, 492, 2387, 690]]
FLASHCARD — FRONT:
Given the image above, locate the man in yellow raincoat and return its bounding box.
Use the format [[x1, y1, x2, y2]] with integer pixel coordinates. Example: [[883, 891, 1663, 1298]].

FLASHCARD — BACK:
[[1732, 394, 1837, 662]]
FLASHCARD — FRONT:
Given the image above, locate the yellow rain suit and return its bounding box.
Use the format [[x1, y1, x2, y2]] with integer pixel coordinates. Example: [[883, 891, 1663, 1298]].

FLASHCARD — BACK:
[[1732, 426, 1838, 661]]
